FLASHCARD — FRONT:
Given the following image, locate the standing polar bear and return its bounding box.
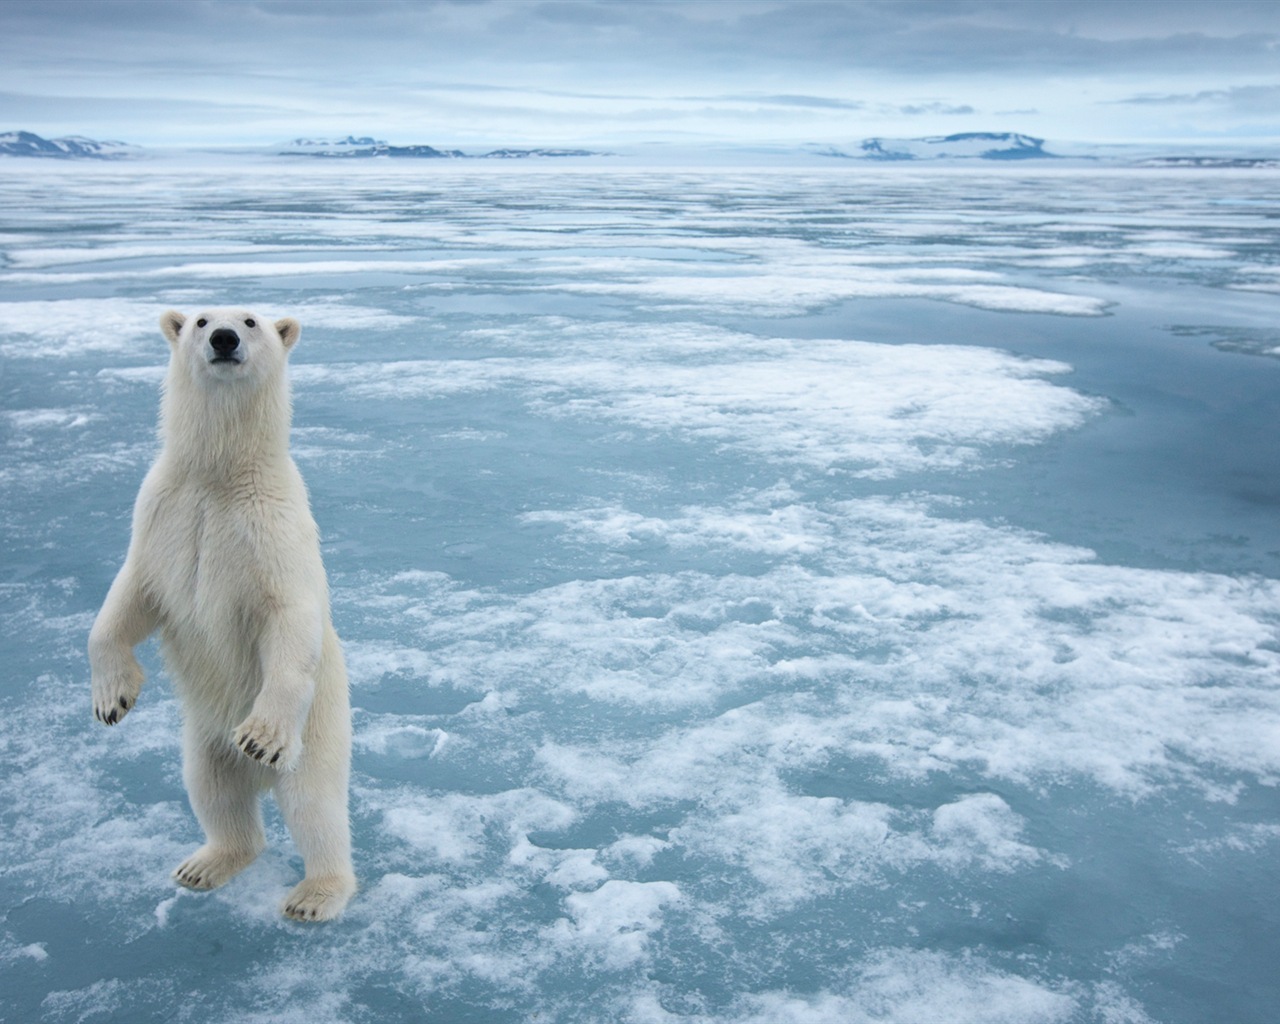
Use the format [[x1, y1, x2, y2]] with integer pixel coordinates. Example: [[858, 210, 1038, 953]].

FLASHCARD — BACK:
[[89, 309, 355, 922]]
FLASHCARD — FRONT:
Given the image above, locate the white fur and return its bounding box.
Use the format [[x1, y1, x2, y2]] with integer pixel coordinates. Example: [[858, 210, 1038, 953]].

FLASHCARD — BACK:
[[89, 308, 355, 922]]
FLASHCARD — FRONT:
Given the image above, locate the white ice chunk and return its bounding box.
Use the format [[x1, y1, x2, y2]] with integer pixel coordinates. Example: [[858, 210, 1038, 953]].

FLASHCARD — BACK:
[[554, 879, 683, 969]]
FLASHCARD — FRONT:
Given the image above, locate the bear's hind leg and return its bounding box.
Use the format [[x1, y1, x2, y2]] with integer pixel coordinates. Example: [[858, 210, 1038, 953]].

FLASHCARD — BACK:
[[174, 735, 266, 891], [274, 762, 355, 921]]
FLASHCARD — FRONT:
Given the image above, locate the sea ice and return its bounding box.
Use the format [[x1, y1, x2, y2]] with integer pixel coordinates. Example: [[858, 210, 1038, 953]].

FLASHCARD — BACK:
[[2, 159, 1279, 1023]]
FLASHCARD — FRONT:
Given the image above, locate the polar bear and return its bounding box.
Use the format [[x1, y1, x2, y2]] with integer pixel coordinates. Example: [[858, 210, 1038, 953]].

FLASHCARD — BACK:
[[88, 309, 355, 922]]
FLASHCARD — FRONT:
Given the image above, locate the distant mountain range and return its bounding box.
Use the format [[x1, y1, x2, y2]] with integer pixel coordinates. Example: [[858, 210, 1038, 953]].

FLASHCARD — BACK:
[[822, 133, 1280, 166], [1134, 155, 1280, 168], [0, 131, 608, 161], [0, 130, 139, 159], [814, 132, 1056, 161], [280, 136, 608, 159], [5, 129, 1278, 168], [282, 136, 466, 159]]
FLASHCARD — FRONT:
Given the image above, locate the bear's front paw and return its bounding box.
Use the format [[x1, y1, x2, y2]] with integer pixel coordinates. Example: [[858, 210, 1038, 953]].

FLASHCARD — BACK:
[[232, 714, 300, 771], [91, 663, 144, 726]]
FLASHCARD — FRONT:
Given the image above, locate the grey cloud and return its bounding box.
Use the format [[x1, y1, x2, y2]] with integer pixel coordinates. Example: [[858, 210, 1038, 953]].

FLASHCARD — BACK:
[[1114, 85, 1280, 114], [0, 89, 305, 123], [632, 2, 1280, 76], [3, 0, 1278, 146], [899, 103, 976, 116], [685, 94, 866, 111], [4, 0, 1278, 79]]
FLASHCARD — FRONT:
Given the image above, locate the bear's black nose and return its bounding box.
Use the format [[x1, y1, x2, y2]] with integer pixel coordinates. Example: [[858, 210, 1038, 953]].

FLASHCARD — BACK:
[[209, 328, 240, 358]]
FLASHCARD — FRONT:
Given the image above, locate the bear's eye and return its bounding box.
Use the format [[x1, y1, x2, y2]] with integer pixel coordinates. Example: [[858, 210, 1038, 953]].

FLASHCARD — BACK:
[[244, 318, 256, 328], [196, 318, 207, 328]]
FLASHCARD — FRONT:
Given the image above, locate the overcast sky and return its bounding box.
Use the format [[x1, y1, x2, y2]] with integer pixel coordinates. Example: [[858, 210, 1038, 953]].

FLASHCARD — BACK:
[[2, 0, 1278, 150]]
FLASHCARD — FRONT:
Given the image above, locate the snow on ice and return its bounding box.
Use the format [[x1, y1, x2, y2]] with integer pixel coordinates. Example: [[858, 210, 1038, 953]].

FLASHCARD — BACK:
[[2, 159, 1279, 1023]]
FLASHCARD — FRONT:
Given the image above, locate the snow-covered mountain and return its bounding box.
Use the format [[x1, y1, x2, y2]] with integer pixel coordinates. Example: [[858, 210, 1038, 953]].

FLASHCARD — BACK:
[[816, 132, 1057, 161], [281, 137, 607, 159], [281, 136, 466, 158], [480, 148, 605, 159], [0, 130, 140, 159], [1136, 155, 1280, 168]]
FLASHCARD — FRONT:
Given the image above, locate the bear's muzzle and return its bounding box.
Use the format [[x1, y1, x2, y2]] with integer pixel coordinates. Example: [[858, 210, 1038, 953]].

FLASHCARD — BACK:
[[209, 328, 242, 364]]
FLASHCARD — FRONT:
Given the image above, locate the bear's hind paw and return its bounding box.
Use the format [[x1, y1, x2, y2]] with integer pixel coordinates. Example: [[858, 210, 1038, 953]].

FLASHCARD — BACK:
[[232, 715, 299, 771], [173, 844, 260, 891], [283, 874, 355, 922]]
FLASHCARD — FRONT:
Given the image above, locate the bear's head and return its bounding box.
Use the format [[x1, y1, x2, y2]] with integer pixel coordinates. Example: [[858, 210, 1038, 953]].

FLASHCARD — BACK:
[[160, 309, 300, 389]]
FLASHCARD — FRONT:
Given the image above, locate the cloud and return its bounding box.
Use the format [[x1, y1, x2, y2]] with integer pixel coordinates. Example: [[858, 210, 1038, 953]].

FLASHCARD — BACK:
[[0, 89, 305, 124], [1113, 84, 1280, 114], [5, 1, 1278, 81], [2, 0, 1278, 145], [899, 102, 977, 115], [691, 93, 867, 111]]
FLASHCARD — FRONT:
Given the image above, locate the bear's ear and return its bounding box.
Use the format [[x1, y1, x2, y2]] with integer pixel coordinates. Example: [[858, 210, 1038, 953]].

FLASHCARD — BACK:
[[275, 317, 301, 350], [160, 310, 186, 345]]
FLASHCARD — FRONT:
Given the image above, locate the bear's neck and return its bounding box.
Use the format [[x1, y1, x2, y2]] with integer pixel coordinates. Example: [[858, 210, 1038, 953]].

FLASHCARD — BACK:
[[159, 374, 294, 482]]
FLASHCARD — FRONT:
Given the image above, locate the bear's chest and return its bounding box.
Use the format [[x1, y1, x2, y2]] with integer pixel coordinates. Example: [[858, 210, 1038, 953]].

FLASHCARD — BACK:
[[138, 483, 281, 628]]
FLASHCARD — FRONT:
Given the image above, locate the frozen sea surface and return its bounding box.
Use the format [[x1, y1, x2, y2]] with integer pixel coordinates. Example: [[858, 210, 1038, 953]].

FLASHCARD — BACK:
[[2, 159, 1280, 1023]]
